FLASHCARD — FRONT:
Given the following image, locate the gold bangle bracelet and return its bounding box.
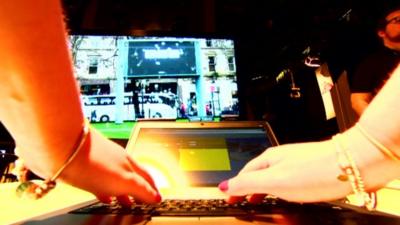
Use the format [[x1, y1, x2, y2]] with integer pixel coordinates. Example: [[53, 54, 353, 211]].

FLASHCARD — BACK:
[[355, 122, 400, 162], [332, 134, 376, 210], [16, 119, 90, 199]]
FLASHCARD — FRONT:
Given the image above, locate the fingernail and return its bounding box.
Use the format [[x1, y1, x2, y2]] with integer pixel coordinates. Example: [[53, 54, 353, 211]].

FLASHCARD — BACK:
[[218, 180, 229, 192], [154, 192, 162, 202]]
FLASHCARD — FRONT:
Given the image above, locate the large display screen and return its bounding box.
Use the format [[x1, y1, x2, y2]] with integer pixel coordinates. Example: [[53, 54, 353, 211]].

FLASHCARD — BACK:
[[69, 35, 239, 137], [127, 41, 197, 76]]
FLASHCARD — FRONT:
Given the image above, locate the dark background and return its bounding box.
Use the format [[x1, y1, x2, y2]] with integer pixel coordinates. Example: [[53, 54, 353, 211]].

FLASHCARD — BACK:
[[61, 0, 400, 143], [1, 0, 399, 151]]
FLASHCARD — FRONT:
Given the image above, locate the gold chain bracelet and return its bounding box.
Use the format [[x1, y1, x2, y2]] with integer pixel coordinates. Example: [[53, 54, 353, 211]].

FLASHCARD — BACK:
[[355, 122, 400, 162], [16, 120, 90, 199]]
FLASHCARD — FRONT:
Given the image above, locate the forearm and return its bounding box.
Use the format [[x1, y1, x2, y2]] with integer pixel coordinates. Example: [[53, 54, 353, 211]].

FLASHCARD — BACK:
[[357, 64, 400, 164], [342, 64, 400, 190], [0, 0, 84, 178]]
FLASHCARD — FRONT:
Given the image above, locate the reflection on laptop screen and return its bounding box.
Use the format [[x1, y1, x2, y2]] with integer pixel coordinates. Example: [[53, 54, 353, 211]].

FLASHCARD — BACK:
[[130, 127, 272, 187]]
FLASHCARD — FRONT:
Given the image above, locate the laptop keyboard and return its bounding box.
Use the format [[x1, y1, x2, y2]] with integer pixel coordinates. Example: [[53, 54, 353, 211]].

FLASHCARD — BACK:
[[71, 197, 291, 216]]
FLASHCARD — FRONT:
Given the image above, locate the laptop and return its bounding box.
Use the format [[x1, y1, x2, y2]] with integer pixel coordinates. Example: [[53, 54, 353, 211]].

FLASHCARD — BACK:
[[22, 121, 400, 225], [124, 120, 279, 198]]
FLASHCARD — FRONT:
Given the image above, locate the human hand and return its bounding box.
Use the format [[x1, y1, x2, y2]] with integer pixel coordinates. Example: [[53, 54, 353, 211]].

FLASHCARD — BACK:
[[60, 128, 161, 205], [218, 141, 353, 204]]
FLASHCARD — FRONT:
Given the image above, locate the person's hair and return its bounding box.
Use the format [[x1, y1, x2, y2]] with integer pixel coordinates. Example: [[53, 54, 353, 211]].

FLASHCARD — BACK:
[[376, 4, 400, 31]]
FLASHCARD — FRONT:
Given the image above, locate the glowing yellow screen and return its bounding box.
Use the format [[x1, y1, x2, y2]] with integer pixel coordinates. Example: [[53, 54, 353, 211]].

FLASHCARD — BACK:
[[179, 148, 231, 171]]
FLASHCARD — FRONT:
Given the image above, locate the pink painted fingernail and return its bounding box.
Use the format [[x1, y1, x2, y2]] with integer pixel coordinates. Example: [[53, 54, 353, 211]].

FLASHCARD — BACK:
[[218, 180, 229, 192], [154, 192, 162, 202]]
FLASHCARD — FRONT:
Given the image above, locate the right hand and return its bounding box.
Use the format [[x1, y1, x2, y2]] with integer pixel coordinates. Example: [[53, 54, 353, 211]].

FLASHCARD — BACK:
[[60, 128, 161, 205]]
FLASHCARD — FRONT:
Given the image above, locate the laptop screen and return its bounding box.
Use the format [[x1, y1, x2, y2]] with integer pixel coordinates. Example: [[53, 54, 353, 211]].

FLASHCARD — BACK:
[[126, 122, 277, 188]]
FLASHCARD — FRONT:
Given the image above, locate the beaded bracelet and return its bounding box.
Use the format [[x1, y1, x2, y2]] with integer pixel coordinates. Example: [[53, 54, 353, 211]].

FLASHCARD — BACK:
[[355, 122, 400, 162], [332, 134, 376, 210], [16, 120, 90, 199]]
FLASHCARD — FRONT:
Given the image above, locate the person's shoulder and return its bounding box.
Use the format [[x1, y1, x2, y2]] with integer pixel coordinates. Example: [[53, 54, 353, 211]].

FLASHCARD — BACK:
[[352, 48, 386, 81], [377, 47, 400, 58], [364, 47, 389, 59], [357, 47, 394, 66]]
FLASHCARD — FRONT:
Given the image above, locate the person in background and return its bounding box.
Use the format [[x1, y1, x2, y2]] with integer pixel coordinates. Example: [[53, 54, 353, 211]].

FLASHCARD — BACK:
[[220, 62, 400, 207], [0, 1, 160, 204], [350, 5, 400, 117]]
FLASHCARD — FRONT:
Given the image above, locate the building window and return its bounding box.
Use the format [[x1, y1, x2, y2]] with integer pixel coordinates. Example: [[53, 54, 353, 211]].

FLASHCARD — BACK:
[[208, 56, 216, 72], [88, 55, 99, 74], [228, 56, 235, 71], [206, 39, 212, 47]]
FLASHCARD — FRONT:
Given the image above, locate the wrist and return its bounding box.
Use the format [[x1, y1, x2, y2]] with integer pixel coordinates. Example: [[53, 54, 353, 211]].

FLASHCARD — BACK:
[[343, 127, 400, 190], [16, 119, 91, 199], [58, 127, 125, 187]]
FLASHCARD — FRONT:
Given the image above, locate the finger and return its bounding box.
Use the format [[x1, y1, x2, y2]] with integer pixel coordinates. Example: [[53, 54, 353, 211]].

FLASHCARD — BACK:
[[219, 180, 245, 203], [96, 195, 112, 204], [124, 172, 162, 203], [127, 156, 159, 191], [221, 169, 273, 196], [226, 196, 246, 204], [247, 194, 266, 203], [116, 195, 134, 207], [225, 194, 266, 204]]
